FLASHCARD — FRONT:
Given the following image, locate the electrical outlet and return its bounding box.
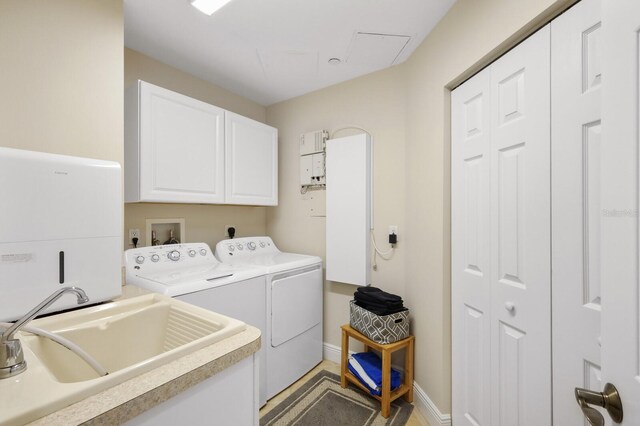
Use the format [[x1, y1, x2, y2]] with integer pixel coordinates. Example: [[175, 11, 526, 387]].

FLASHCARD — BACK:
[[225, 225, 236, 237], [388, 226, 398, 236], [129, 229, 140, 240]]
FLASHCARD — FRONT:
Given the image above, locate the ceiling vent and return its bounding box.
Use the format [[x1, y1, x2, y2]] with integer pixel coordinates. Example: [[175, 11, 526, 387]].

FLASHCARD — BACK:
[[258, 49, 319, 80], [346, 32, 411, 67]]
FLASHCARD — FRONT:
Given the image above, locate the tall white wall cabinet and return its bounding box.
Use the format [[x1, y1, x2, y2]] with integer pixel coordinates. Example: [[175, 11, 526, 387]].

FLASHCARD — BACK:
[[452, 0, 640, 424], [125, 81, 278, 206], [326, 134, 372, 286]]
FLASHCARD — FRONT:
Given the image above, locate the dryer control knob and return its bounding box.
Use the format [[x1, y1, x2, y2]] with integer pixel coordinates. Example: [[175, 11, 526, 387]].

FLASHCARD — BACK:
[[188, 249, 196, 257], [200, 249, 207, 256], [247, 242, 256, 250], [135, 255, 145, 264], [168, 250, 180, 261], [236, 243, 244, 250], [259, 241, 265, 248], [151, 254, 160, 262], [227, 244, 235, 251]]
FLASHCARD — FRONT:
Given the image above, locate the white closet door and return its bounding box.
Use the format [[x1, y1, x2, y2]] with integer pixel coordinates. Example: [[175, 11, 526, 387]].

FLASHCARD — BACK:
[[551, 0, 603, 424], [452, 67, 492, 426], [489, 25, 551, 426], [600, 0, 640, 422]]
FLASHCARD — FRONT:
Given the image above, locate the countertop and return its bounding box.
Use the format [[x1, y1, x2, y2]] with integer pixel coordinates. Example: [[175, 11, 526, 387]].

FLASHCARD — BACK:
[[24, 286, 261, 425]]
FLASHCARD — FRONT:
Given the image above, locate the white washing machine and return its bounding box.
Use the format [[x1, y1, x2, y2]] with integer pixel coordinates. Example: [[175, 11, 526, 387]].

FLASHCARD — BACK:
[[124, 243, 269, 407], [215, 236, 323, 399]]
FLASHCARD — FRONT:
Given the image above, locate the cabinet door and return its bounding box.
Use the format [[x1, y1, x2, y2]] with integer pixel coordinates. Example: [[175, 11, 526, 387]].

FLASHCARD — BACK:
[[139, 81, 225, 203], [225, 111, 278, 206]]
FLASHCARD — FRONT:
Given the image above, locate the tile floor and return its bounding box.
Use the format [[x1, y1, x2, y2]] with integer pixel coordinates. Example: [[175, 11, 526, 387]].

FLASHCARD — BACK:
[[259, 360, 430, 426]]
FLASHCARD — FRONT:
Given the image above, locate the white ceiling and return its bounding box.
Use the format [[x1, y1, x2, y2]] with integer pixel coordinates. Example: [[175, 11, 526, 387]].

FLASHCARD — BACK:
[[124, 0, 456, 106]]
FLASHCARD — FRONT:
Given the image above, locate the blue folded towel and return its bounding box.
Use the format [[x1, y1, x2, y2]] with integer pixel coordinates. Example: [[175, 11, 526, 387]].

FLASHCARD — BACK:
[[347, 352, 401, 396]]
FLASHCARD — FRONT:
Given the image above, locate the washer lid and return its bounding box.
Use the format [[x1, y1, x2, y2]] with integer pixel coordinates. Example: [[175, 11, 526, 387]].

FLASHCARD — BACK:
[[215, 237, 322, 273], [217, 252, 321, 273], [141, 264, 235, 286]]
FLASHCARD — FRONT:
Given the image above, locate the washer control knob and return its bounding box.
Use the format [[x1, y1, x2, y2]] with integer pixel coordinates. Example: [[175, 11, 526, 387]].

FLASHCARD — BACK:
[[227, 244, 235, 252], [236, 243, 244, 250], [135, 255, 145, 265], [200, 249, 207, 256], [151, 254, 160, 263], [188, 249, 196, 257], [168, 250, 180, 261], [259, 241, 266, 248], [247, 242, 256, 251]]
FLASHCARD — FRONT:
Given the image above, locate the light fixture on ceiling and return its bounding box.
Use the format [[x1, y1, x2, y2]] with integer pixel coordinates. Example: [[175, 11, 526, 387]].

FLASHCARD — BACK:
[[328, 58, 342, 65], [190, 0, 233, 16]]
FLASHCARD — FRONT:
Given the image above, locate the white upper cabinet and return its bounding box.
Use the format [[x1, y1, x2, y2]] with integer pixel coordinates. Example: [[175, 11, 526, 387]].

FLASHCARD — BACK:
[[225, 111, 278, 206], [125, 81, 225, 203], [125, 81, 278, 206]]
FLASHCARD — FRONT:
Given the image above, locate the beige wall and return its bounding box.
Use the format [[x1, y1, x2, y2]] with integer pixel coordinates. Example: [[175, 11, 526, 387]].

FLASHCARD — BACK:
[[267, 0, 574, 414], [266, 65, 407, 353], [0, 0, 578, 415], [125, 48, 265, 122], [0, 0, 123, 163], [123, 48, 269, 249]]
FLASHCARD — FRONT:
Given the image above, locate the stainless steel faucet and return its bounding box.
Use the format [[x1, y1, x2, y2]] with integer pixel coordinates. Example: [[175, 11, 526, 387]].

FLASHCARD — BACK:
[[0, 287, 89, 379]]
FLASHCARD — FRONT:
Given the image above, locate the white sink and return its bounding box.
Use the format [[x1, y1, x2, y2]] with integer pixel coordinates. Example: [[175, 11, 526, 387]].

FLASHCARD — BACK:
[[0, 293, 246, 425]]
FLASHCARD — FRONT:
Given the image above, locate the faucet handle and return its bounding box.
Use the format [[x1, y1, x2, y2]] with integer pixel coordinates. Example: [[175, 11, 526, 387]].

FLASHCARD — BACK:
[[0, 333, 25, 379]]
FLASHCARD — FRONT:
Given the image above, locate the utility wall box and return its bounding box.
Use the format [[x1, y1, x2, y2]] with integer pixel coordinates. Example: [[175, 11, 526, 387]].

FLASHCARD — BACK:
[[300, 153, 326, 186], [326, 134, 371, 286], [0, 148, 123, 321], [300, 130, 327, 156]]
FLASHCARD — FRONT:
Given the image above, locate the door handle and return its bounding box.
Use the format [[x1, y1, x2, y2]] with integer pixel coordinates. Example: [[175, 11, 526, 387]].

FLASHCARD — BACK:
[[575, 383, 623, 425]]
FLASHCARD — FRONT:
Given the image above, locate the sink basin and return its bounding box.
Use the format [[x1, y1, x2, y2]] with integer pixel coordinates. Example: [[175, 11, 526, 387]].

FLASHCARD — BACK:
[[24, 294, 244, 383], [0, 293, 246, 425]]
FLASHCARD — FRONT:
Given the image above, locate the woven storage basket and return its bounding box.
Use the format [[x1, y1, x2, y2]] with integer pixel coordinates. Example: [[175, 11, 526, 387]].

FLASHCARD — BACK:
[[349, 300, 409, 344]]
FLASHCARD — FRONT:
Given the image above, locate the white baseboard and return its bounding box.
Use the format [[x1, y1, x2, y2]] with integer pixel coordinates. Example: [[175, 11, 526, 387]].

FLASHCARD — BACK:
[[413, 381, 451, 426], [323, 342, 345, 363], [323, 342, 451, 426]]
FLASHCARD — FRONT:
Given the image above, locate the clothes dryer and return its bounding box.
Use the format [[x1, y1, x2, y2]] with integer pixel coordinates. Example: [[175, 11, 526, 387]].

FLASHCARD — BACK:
[[215, 237, 323, 399]]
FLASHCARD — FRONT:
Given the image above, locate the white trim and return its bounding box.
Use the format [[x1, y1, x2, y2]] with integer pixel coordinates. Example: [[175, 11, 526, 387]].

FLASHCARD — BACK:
[[323, 342, 345, 363], [413, 381, 451, 426], [323, 342, 451, 426]]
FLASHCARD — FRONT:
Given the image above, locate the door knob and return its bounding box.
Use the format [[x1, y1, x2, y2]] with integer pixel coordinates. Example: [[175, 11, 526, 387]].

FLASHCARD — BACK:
[[575, 383, 623, 425]]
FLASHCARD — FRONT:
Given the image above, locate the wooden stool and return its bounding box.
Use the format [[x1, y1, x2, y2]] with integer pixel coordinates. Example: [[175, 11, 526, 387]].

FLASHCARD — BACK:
[[340, 324, 415, 418]]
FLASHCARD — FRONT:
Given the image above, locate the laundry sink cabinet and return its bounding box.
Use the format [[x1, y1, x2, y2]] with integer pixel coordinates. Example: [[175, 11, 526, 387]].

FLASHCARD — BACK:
[[125, 80, 277, 206]]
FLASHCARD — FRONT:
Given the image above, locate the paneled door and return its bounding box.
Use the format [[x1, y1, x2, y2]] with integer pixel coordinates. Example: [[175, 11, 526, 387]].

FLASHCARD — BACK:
[[224, 111, 278, 206], [551, 0, 603, 424], [489, 25, 551, 426], [452, 24, 551, 426], [451, 67, 492, 426], [137, 81, 225, 203], [600, 0, 640, 423]]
